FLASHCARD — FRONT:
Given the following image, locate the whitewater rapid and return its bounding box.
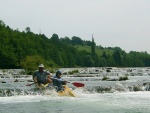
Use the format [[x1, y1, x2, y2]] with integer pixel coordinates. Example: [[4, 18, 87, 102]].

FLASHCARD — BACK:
[[0, 91, 150, 113]]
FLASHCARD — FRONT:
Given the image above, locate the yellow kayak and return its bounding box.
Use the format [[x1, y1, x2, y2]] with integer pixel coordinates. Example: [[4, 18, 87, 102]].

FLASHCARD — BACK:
[[57, 85, 76, 97], [35, 83, 49, 90], [35, 83, 76, 97]]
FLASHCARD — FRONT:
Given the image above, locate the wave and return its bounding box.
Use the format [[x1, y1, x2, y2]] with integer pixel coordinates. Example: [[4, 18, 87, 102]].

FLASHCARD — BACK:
[[0, 81, 150, 97]]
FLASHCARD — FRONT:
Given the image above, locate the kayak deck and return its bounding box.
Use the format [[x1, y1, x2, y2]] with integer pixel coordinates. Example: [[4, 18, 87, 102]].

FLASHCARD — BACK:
[[57, 85, 76, 97]]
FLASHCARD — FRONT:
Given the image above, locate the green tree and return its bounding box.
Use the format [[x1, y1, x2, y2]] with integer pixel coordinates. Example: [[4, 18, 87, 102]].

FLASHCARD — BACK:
[[71, 36, 83, 45], [20, 55, 46, 73], [113, 50, 122, 66], [91, 36, 96, 56], [102, 51, 107, 59], [99, 57, 107, 67], [50, 33, 60, 44], [60, 37, 71, 44], [84, 55, 94, 67], [25, 27, 31, 33]]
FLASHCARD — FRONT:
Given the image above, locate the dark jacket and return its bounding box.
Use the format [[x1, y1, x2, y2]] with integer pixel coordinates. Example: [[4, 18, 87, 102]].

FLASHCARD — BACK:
[[53, 75, 66, 92]]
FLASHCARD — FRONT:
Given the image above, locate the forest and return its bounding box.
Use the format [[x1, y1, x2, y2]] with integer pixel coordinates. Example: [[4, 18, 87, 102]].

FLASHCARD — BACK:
[[0, 20, 150, 72]]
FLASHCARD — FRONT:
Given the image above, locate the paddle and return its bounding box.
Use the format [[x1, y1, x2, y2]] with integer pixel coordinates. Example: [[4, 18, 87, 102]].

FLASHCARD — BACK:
[[26, 83, 35, 86], [26, 82, 85, 87], [70, 82, 85, 87]]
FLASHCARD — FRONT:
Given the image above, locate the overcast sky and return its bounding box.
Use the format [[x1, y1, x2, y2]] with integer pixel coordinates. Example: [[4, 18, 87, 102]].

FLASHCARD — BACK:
[[0, 0, 150, 53]]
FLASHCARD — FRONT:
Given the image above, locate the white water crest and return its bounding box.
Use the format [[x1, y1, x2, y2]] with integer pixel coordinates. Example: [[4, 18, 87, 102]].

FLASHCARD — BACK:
[[0, 91, 150, 113]]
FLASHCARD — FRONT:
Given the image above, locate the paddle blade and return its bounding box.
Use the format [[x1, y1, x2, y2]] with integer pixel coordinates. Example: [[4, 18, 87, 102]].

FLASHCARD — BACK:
[[26, 83, 33, 86], [72, 82, 84, 87]]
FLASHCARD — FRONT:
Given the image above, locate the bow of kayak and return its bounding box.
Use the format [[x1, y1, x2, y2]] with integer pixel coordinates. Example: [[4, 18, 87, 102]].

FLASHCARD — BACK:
[[57, 85, 76, 97]]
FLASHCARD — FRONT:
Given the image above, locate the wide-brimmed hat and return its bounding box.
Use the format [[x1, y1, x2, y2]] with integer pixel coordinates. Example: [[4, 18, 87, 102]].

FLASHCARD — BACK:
[[39, 64, 44, 68]]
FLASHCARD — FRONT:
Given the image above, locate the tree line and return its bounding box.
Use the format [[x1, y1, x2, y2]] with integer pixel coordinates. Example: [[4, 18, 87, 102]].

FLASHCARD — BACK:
[[0, 20, 150, 72]]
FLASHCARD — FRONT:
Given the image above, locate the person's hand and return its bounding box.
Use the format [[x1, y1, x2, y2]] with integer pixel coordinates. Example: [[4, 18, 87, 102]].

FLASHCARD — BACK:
[[34, 76, 38, 83], [47, 75, 52, 79], [64, 81, 68, 84], [47, 78, 52, 83]]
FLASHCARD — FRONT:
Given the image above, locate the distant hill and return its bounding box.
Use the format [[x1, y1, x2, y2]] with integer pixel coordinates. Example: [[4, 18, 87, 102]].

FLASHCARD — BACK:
[[0, 20, 150, 71], [75, 45, 114, 56]]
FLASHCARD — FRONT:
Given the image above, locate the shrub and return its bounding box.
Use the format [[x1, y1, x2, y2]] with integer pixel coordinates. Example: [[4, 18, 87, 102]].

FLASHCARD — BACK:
[[133, 86, 141, 91], [119, 75, 128, 81], [102, 76, 109, 81]]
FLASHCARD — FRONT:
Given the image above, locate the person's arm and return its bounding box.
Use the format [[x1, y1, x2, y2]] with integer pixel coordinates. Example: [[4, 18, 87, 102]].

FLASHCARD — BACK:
[[33, 72, 37, 83], [58, 78, 68, 85], [33, 76, 38, 83], [46, 71, 52, 83], [46, 71, 51, 78], [32, 73, 35, 80], [62, 80, 68, 85], [52, 77, 68, 83]]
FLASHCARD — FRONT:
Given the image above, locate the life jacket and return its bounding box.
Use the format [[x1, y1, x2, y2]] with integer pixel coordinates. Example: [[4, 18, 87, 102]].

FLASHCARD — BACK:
[[34, 70, 49, 84], [53, 75, 65, 91]]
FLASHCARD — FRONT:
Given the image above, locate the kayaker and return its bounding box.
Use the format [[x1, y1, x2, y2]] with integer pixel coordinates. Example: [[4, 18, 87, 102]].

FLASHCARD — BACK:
[[53, 70, 68, 92], [33, 64, 52, 86]]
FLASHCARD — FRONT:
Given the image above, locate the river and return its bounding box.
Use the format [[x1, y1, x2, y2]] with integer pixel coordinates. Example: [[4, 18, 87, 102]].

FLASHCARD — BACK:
[[0, 91, 150, 113], [0, 67, 150, 113]]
